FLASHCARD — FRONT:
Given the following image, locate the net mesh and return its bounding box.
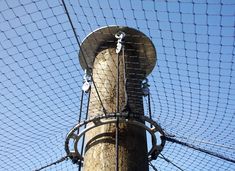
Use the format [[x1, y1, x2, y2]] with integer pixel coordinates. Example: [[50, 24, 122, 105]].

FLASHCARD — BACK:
[[0, 0, 234, 170]]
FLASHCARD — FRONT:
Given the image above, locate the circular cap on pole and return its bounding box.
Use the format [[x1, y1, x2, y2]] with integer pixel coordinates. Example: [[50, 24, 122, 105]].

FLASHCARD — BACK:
[[78, 25, 157, 76]]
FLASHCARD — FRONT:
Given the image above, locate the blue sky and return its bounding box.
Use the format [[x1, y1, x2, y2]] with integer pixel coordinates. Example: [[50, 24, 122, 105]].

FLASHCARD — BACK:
[[0, 0, 234, 170]]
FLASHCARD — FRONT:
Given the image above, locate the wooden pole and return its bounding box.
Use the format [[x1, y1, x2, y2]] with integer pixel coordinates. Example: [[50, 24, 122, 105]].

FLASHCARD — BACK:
[[79, 26, 157, 171], [83, 46, 149, 171]]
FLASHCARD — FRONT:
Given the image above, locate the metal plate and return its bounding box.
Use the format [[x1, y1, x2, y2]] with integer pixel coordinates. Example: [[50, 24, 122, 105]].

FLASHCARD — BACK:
[[78, 26, 157, 76]]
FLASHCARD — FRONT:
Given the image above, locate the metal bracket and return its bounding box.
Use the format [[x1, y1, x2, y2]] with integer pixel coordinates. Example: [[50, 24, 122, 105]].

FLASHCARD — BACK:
[[65, 113, 166, 164]]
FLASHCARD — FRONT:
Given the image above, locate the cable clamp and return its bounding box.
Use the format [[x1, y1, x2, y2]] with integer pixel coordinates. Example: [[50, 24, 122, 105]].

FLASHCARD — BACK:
[[82, 69, 91, 93], [142, 78, 150, 96], [115, 31, 126, 54]]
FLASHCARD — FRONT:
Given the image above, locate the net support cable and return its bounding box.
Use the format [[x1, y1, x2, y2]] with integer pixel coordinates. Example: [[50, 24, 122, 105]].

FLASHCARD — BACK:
[[115, 31, 125, 171], [78, 91, 91, 171], [34, 156, 69, 171], [77, 90, 84, 134], [61, 0, 107, 115], [149, 162, 158, 171], [165, 136, 235, 164], [159, 154, 184, 171], [34, 81, 91, 171], [115, 52, 120, 171]]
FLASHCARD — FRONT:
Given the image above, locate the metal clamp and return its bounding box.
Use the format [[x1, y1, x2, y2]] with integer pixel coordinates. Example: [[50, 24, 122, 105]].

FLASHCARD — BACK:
[[82, 69, 91, 93], [65, 113, 165, 164], [142, 78, 150, 96], [115, 31, 126, 54]]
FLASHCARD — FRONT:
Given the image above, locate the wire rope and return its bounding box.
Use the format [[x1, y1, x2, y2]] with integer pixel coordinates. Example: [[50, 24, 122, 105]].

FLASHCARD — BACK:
[[165, 137, 235, 164], [78, 91, 91, 171], [61, 0, 107, 115]]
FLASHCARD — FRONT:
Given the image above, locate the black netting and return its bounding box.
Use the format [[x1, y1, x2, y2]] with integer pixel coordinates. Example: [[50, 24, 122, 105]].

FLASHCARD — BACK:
[[0, 0, 234, 170]]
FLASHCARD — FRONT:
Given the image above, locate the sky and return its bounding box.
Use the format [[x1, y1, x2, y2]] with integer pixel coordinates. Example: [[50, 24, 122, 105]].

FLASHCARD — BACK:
[[0, 0, 234, 170]]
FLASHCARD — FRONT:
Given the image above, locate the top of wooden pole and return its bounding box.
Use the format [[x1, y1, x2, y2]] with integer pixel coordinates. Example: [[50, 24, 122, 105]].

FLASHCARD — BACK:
[[78, 25, 157, 76]]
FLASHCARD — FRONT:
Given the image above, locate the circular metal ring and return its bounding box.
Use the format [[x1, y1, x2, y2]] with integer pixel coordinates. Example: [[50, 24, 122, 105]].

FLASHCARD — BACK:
[[65, 113, 165, 163]]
